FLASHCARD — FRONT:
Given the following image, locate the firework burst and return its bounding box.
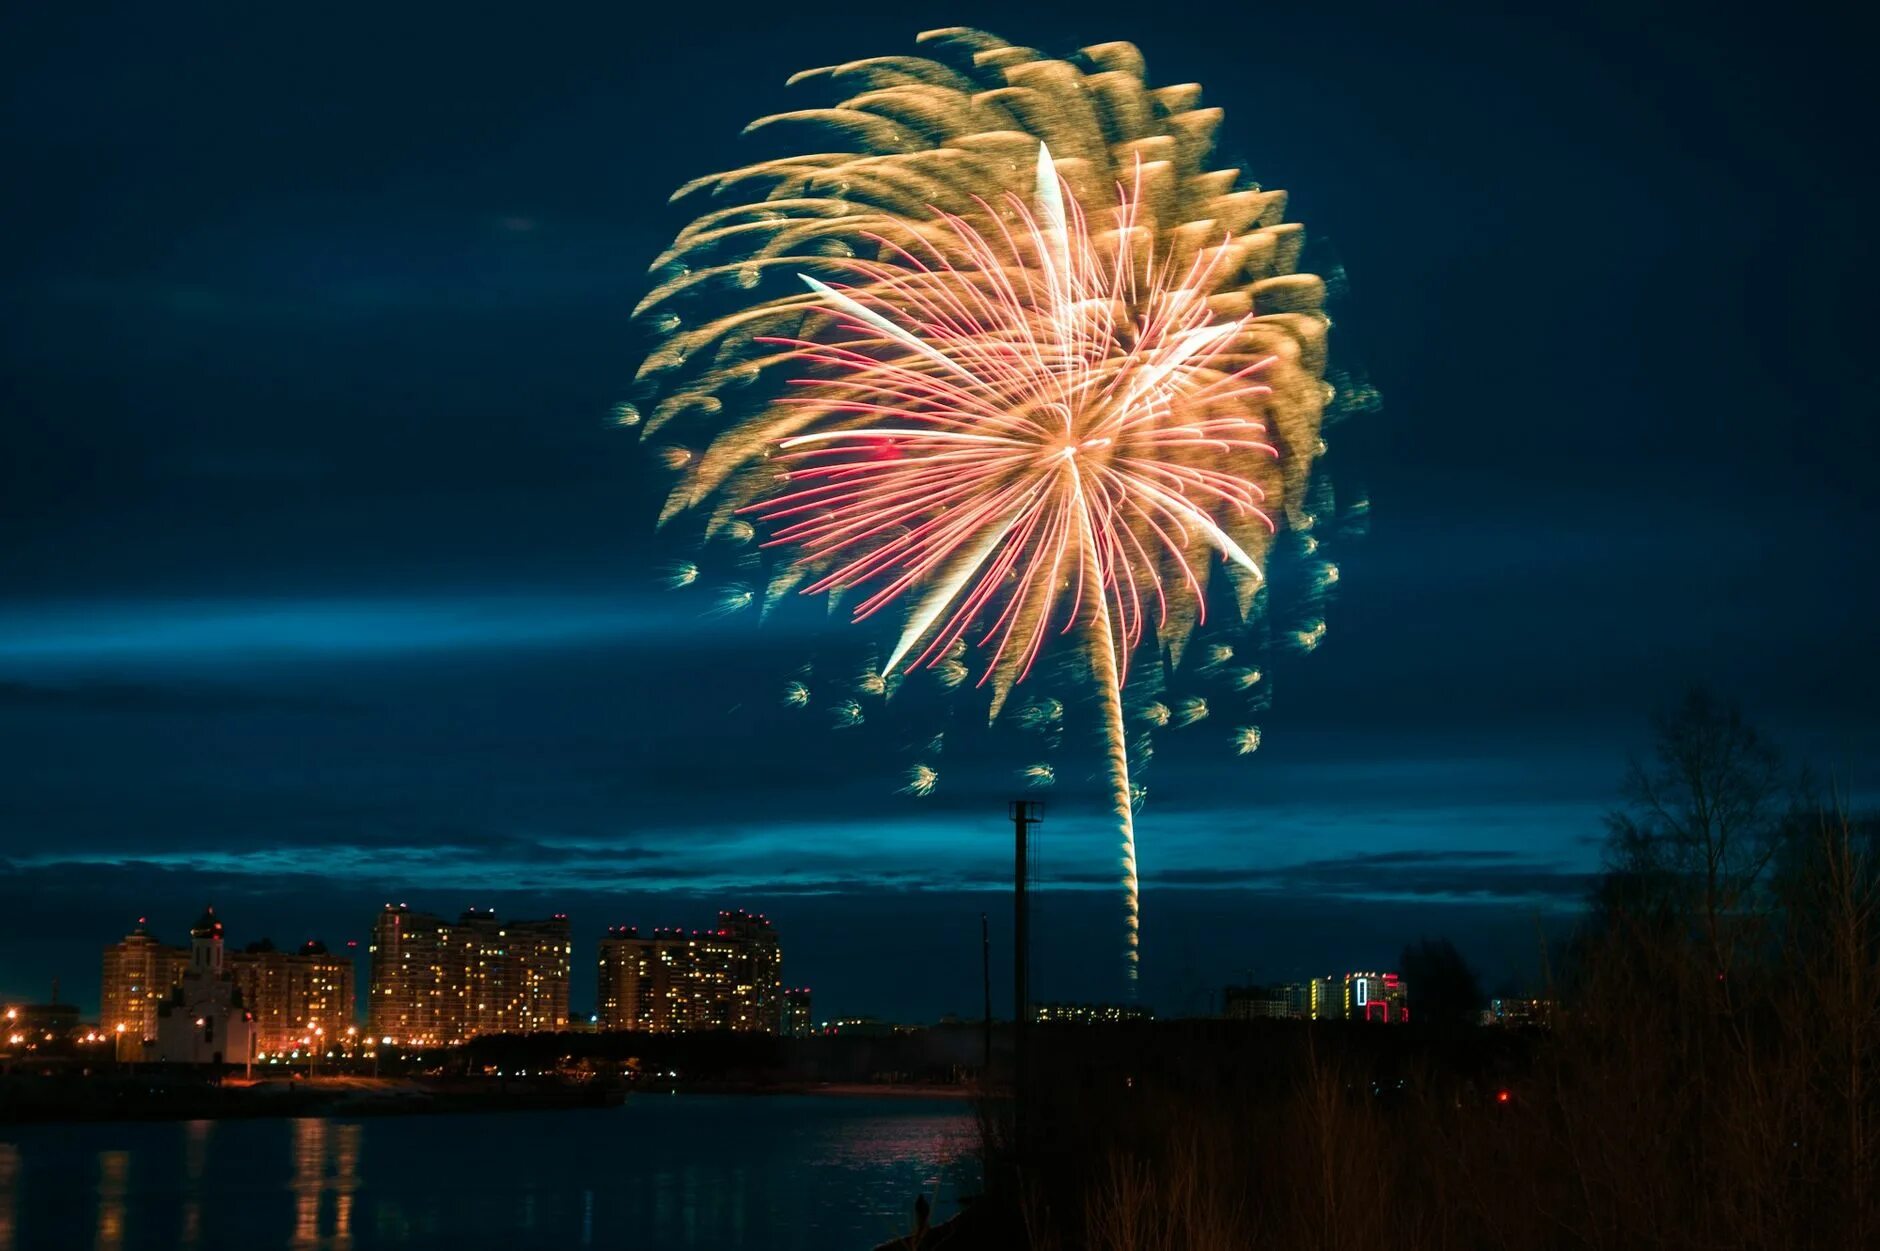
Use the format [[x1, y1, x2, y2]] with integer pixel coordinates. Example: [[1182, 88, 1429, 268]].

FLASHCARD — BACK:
[[635, 28, 1339, 988]]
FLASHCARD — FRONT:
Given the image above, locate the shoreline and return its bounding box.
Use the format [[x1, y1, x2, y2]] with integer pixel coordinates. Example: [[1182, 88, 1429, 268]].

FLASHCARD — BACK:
[[0, 1075, 980, 1126], [717, 1081, 977, 1101]]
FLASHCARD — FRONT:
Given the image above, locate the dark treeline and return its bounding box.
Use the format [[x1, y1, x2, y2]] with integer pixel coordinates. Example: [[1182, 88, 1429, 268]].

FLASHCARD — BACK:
[[954, 691, 1879, 1251]]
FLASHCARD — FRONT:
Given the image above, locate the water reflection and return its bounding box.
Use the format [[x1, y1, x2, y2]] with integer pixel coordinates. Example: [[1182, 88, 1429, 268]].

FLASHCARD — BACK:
[[1, 1096, 975, 1250], [0, 1142, 18, 1251], [94, 1151, 127, 1251], [818, 1110, 977, 1168], [290, 1118, 360, 1250], [179, 1120, 210, 1249], [334, 1124, 359, 1249]]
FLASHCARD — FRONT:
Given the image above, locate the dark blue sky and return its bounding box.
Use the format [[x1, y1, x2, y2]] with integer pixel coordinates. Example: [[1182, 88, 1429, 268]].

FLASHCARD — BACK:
[[2, 2, 1873, 1022]]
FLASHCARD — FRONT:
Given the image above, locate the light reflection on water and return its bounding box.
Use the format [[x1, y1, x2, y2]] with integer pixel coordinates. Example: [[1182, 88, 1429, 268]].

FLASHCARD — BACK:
[[289, 1118, 360, 1250], [0, 1143, 16, 1251], [94, 1151, 126, 1251], [180, 1121, 208, 1250], [0, 1095, 977, 1250]]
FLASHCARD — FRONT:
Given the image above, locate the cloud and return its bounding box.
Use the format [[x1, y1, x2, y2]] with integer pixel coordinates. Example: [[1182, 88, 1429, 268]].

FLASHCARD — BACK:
[[2, 838, 1591, 913], [11, 837, 677, 885], [0, 594, 700, 667], [1148, 849, 1594, 904]]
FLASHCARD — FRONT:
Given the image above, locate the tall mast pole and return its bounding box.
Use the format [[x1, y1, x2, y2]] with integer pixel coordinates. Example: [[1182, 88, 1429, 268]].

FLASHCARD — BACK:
[[1011, 799, 1040, 1137], [980, 912, 993, 1076]]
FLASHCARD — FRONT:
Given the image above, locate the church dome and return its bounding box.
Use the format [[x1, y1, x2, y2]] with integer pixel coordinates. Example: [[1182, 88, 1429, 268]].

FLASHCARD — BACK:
[[190, 906, 223, 940]]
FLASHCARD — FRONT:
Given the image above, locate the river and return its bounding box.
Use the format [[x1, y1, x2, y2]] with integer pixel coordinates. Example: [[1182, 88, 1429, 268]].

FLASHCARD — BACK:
[[0, 1094, 979, 1250]]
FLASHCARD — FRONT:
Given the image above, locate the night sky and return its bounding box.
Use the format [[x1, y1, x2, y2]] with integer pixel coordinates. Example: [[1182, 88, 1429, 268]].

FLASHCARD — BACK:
[[2, 2, 1873, 1024]]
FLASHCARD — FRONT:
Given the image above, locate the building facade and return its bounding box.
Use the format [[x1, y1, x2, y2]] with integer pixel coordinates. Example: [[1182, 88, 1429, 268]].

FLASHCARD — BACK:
[[229, 940, 356, 1056], [367, 904, 457, 1045], [781, 987, 814, 1038], [596, 910, 783, 1034], [367, 904, 570, 1046], [1343, 971, 1408, 1022], [473, 912, 571, 1037], [153, 907, 256, 1066], [1222, 985, 1295, 1020], [717, 910, 782, 1033], [101, 920, 191, 1059], [1221, 976, 1407, 1022]]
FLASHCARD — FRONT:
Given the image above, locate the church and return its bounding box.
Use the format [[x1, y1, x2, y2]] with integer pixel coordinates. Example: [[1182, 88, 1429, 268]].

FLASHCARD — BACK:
[[154, 906, 256, 1067]]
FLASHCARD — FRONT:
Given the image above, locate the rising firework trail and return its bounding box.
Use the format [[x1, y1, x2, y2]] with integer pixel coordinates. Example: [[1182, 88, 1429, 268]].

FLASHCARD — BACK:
[[634, 28, 1335, 987]]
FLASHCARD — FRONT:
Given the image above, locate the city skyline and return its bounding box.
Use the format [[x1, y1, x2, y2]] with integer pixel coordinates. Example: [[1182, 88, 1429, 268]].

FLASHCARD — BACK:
[[2, 3, 1875, 1023], [81, 902, 798, 1029], [42, 898, 1462, 1034]]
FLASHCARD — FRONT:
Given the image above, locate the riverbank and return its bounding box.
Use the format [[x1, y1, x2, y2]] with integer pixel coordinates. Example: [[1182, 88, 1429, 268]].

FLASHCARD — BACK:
[[0, 1072, 982, 1123], [0, 1073, 625, 1123], [687, 1080, 976, 1101]]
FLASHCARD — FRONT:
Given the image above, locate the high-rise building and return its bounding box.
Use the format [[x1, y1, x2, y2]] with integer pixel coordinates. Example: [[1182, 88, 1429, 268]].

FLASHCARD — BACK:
[[1222, 985, 1293, 1020], [595, 926, 643, 1029], [716, 910, 781, 1033], [507, 914, 573, 1034], [452, 909, 571, 1037], [782, 987, 814, 1038], [596, 910, 783, 1034], [1343, 971, 1408, 1022], [596, 927, 716, 1033], [101, 918, 190, 1059], [230, 940, 356, 1055], [367, 904, 569, 1045], [368, 904, 458, 1046]]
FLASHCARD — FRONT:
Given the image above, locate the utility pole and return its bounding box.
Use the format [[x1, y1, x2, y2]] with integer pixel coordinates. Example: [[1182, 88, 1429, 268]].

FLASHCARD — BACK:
[[1010, 799, 1040, 1143], [980, 912, 992, 1076]]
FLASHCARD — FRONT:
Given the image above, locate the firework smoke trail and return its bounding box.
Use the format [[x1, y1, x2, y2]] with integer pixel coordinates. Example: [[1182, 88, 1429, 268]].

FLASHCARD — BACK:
[[1078, 495, 1143, 977], [634, 28, 1334, 990]]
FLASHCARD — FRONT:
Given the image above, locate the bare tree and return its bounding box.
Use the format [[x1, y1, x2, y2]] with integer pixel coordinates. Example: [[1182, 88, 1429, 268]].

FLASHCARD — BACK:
[[1601, 688, 1794, 986]]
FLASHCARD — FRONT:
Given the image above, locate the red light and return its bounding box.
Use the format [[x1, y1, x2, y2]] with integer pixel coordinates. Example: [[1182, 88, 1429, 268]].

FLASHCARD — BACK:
[[1495, 1089, 1511, 1104]]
